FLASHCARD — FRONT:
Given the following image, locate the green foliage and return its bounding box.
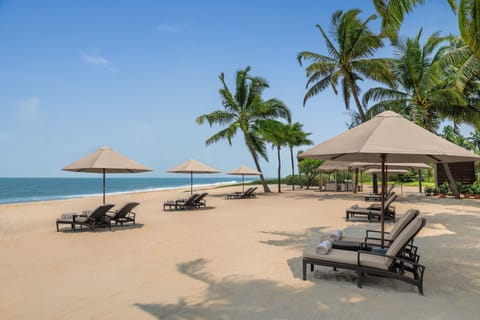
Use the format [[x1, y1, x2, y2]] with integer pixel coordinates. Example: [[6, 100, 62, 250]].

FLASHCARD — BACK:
[[439, 181, 450, 194], [471, 180, 480, 194], [298, 9, 393, 122], [196, 66, 291, 192], [298, 159, 323, 189]]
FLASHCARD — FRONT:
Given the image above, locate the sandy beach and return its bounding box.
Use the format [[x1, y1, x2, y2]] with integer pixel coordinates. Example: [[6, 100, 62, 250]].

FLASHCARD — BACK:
[[1, 184, 479, 319]]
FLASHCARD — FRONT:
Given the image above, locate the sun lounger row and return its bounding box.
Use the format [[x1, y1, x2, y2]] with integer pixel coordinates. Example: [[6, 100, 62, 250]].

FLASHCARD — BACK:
[[225, 187, 257, 199], [303, 210, 426, 294], [346, 192, 397, 222], [163, 193, 208, 211], [56, 202, 139, 232], [364, 185, 395, 202]]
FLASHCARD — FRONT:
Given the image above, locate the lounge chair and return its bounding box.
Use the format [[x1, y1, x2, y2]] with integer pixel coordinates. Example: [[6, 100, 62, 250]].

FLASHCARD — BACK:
[[56, 204, 115, 232], [332, 209, 420, 251], [303, 217, 427, 294], [163, 194, 199, 211], [364, 185, 394, 202], [193, 193, 208, 208], [226, 187, 257, 199], [109, 202, 139, 226], [346, 193, 397, 222]]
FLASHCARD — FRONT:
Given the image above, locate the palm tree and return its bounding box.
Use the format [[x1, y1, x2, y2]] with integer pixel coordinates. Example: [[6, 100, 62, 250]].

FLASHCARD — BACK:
[[372, 0, 456, 43], [297, 9, 394, 122], [196, 66, 291, 193], [468, 130, 480, 151], [257, 120, 289, 193], [363, 30, 480, 132], [284, 122, 313, 190]]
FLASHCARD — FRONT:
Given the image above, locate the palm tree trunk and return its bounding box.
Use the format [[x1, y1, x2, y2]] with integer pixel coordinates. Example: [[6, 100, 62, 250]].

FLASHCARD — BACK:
[[277, 146, 281, 193], [345, 72, 367, 122], [245, 137, 271, 193], [289, 146, 295, 190]]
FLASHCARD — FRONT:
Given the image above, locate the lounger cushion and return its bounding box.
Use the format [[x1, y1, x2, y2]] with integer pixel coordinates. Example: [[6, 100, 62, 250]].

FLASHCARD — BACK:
[[303, 246, 388, 270], [385, 217, 423, 265], [388, 209, 418, 241]]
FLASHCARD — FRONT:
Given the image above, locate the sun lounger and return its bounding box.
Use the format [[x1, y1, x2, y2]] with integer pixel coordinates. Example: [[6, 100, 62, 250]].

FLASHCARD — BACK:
[[346, 193, 397, 222], [332, 209, 419, 250], [364, 185, 394, 201], [193, 193, 208, 208], [163, 194, 199, 211], [109, 202, 139, 226], [303, 217, 426, 294], [226, 187, 257, 199], [56, 204, 115, 232]]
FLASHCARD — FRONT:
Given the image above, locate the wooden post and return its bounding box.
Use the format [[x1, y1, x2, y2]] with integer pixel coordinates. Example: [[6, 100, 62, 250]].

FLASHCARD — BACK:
[[442, 162, 460, 199]]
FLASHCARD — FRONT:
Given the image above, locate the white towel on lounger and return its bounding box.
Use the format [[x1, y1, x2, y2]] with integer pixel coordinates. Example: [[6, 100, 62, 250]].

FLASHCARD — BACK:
[[315, 240, 332, 255], [329, 229, 343, 241]]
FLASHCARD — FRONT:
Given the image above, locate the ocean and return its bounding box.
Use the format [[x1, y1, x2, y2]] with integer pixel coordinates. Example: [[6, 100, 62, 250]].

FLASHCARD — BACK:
[[0, 177, 247, 204]]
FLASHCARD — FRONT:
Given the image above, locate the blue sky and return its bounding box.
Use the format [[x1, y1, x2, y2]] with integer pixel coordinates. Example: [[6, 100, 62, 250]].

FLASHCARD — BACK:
[[0, 1, 462, 178]]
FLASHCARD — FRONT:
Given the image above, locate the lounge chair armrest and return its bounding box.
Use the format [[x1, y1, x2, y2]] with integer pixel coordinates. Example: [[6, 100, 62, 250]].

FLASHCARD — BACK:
[[363, 236, 394, 245], [365, 230, 390, 237]]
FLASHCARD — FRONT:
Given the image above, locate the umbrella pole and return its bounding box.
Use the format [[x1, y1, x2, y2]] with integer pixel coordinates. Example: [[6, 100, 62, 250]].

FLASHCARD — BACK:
[[242, 174, 245, 193], [381, 154, 386, 248], [102, 168, 106, 204], [190, 172, 193, 195]]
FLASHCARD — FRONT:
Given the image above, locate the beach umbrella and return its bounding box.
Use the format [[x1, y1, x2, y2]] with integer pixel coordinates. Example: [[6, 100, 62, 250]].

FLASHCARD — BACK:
[[62, 146, 152, 204], [299, 111, 480, 246], [167, 159, 220, 194], [317, 161, 353, 192], [227, 165, 261, 192]]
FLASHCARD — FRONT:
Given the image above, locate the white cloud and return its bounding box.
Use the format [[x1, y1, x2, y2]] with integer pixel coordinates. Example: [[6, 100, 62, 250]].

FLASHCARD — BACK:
[[83, 53, 109, 66], [82, 48, 118, 73], [17, 96, 45, 124], [156, 24, 181, 35]]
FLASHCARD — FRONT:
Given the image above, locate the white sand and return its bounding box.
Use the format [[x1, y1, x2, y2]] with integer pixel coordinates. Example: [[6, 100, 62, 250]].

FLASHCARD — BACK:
[[1, 185, 479, 319]]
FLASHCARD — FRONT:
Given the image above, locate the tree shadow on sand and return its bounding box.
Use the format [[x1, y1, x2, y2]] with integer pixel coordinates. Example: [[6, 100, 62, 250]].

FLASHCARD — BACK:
[[134, 210, 480, 319]]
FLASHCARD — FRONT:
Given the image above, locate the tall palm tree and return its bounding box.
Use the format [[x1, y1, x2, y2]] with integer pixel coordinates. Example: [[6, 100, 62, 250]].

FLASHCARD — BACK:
[[284, 122, 313, 190], [363, 30, 480, 131], [297, 9, 394, 122], [372, 0, 456, 43], [257, 120, 289, 193], [196, 66, 291, 193]]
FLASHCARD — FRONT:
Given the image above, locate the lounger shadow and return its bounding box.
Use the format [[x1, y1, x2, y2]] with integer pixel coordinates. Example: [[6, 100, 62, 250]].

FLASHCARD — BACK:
[[303, 217, 427, 294]]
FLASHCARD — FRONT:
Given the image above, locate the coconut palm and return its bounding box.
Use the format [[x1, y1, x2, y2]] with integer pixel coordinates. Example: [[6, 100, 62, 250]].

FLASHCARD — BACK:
[[372, 0, 456, 43], [363, 30, 480, 132], [442, 1, 480, 93], [196, 66, 291, 193], [256, 120, 290, 193], [298, 9, 393, 123], [284, 122, 313, 190]]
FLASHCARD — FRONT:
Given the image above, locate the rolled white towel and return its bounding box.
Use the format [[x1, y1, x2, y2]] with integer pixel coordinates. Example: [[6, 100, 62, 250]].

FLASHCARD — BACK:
[[329, 229, 343, 241], [315, 240, 332, 255]]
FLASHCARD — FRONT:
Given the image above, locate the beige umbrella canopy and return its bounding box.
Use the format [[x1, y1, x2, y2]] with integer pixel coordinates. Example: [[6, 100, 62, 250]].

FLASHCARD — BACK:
[[365, 168, 408, 174], [299, 111, 480, 245], [227, 165, 261, 192], [317, 160, 352, 171], [62, 146, 152, 204], [167, 159, 220, 194], [350, 162, 431, 170], [300, 111, 480, 163]]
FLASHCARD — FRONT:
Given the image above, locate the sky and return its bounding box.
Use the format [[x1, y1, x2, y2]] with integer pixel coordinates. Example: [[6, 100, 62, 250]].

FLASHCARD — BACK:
[[0, 0, 463, 178]]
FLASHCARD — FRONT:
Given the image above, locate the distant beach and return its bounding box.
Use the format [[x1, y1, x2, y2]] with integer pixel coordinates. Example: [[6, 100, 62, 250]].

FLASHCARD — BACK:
[[0, 177, 245, 204]]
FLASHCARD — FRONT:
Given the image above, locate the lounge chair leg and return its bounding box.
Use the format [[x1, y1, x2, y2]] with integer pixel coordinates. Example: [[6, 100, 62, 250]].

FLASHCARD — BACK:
[[418, 283, 424, 295], [310, 264, 314, 272], [356, 269, 363, 288]]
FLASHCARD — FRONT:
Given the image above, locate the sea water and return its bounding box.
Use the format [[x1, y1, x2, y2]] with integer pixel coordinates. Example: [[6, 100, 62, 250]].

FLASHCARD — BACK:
[[0, 177, 245, 204]]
